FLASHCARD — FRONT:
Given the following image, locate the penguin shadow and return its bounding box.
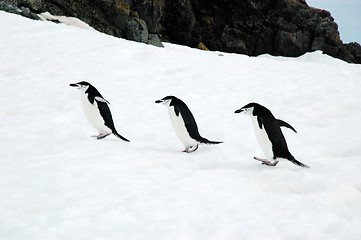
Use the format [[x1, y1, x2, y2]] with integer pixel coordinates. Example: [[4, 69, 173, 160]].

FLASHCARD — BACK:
[[130, 143, 176, 154], [98, 135, 180, 154]]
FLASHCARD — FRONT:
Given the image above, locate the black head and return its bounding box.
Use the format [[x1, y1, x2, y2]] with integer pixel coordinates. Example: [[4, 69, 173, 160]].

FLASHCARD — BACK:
[[69, 81, 92, 89], [235, 102, 264, 116], [70, 81, 102, 97], [155, 96, 179, 106]]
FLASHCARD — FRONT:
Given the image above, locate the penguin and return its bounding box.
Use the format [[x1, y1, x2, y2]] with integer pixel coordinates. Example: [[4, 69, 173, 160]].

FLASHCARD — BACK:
[[70, 81, 130, 142], [155, 96, 222, 152], [235, 102, 309, 168]]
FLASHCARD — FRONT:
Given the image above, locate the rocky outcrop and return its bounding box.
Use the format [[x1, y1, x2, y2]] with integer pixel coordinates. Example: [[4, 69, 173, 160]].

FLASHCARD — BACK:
[[40, 0, 164, 47], [158, 0, 360, 63], [1, 0, 164, 47], [2, 0, 360, 63], [1, 1, 40, 20]]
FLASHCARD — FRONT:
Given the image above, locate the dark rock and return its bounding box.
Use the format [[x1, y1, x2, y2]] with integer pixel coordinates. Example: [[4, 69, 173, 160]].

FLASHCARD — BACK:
[[1, 0, 360, 63], [49, 18, 61, 24], [19, 6, 41, 20], [155, 0, 360, 63], [0, 2, 21, 14], [162, 0, 196, 45], [39, 0, 157, 45], [112, 2, 130, 32], [126, 17, 149, 43], [148, 33, 164, 47], [18, 0, 43, 13], [342, 42, 361, 64], [0, 1, 40, 20], [133, 0, 164, 34], [274, 30, 312, 57]]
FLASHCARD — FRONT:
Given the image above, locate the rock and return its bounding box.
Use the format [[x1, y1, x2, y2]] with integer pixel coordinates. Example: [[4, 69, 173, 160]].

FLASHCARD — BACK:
[[125, 17, 149, 43], [342, 42, 361, 64], [112, 2, 130, 32], [162, 0, 196, 45], [1, 0, 360, 63], [198, 42, 209, 51], [155, 0, 360, 63], [19, 6, 41, 20], [0, 2, 21, 14], [0, 1, 40, 20], [18, 0, 43, 12], [148, 34, 164, 47], [40, 0, 156, 46], [134, 0, 164, 34], [274, 30, 312, 57]]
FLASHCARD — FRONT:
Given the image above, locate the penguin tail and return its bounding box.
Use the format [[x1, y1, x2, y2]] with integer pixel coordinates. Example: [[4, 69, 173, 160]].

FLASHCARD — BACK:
[[200, 137, 223, 145], [113, 131, 130, 142], [288, 157, 310, 168]]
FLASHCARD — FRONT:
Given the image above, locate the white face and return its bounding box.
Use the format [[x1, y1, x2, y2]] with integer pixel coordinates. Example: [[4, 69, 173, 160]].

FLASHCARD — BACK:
[[70, 83, 89, 93], [77, 84, 89, 93], [241, 106, 254, 116], [156, 99, 172, 107]]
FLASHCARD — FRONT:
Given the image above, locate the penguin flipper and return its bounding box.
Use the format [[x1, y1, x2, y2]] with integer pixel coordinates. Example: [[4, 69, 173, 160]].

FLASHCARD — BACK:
[[277, 119, 297, 133], [95, 96, 110, 104], [113, 132, 130, 142], [95, 101, 128, 142]]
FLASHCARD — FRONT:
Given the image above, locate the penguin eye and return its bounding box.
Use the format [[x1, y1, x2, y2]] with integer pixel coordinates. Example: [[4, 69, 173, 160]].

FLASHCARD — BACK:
[[162, 99, 171, 106]]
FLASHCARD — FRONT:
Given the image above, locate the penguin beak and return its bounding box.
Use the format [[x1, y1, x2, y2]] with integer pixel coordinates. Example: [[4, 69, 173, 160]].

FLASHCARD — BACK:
[[234, 108, 244, 113], [155, 100, 162, 104], [70, 83, 79, 87]]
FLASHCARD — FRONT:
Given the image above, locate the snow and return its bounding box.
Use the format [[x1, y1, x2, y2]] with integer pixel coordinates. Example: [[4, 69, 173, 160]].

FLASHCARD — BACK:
[[38, 12, 96, 31], [1, 11, 361, 240]]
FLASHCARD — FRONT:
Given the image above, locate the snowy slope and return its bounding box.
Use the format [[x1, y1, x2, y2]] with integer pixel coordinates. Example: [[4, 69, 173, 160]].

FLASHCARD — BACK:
[[1, 11, 361, 240]]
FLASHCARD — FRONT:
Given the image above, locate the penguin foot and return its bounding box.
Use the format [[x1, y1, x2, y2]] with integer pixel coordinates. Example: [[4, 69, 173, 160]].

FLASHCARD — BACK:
[[182, 145, 199, 153], [254, 157, 268, 162], [262, 161, 279, 166], [92, 133, 112, 139], [254, 157, 279, 166]]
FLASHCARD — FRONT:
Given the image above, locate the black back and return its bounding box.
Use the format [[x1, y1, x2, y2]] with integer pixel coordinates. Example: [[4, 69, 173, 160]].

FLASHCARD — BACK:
[[249, 103, 295, 160], [165, 96, 203, 141], [80, 82, 116, 132], [162, 96, 221, 144], [97, 101, 117, 131], [71, 81, 130, 142], [238, 103, 308, 167]]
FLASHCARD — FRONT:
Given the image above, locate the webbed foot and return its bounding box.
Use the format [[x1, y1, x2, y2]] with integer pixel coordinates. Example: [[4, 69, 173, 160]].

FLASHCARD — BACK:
[[254, 157, 279, 166]]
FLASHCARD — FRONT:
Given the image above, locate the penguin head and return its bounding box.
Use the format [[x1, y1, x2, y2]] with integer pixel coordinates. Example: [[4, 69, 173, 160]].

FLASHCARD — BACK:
[[70, 81, 91, 92], [155, 96, 177, 107], [235, 102, 259, 116]]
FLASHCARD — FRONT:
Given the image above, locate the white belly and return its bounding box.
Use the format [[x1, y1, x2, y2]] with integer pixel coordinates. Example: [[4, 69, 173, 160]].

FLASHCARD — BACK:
[[80, 95, 110, 134], [252, 116, 273, 160], [168, 107, 198, 147]]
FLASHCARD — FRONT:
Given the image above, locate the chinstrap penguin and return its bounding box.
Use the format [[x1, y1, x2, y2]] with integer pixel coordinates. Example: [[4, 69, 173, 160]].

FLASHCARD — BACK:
[[156, 96, 222, 153], [70, 81, 130, 142], [235, 102, 309, 168]]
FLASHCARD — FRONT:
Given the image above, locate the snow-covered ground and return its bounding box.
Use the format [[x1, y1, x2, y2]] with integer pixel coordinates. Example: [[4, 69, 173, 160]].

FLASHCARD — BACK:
[[1, 11, 361, 240]]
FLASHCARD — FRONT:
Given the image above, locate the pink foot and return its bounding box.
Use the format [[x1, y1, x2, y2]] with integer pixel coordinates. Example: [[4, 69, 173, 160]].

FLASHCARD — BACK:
[[92, 133, 111, 139], [186, 145, 198, 153], [254, 157, 279, 166], [182, 147, 190, 152]]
